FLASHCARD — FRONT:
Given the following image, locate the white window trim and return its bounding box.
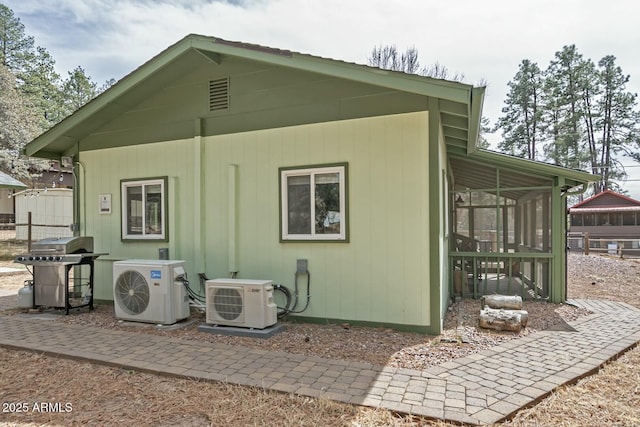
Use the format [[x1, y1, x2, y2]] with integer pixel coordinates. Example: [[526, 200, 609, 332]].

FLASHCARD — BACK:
[[280, 164, 347, 241], [121, 178, 167, 240]]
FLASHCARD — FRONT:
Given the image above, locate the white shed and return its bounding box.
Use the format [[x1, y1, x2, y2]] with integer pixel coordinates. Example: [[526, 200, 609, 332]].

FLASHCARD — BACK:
[[0, 171, 27, 225], [15, 188, 73, 240]]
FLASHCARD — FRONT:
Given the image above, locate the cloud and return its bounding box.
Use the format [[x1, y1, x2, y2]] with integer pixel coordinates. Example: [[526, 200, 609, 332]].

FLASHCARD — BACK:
[[7, 0, 640, 132], [4, 0, 640, 197], [9, 0, 640, 90]]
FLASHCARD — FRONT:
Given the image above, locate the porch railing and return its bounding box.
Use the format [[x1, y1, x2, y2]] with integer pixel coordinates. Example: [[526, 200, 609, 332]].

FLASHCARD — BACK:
[[449, 252, 554, 300]]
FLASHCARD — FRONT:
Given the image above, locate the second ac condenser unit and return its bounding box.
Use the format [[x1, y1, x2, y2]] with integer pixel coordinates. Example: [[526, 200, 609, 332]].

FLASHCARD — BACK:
[[205, 279, 277, 329]]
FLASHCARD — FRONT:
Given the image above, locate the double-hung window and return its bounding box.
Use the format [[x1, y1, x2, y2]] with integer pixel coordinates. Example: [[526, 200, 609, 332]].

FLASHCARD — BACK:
[[280, 163, 348, 241], [121, 177, 167, 241]]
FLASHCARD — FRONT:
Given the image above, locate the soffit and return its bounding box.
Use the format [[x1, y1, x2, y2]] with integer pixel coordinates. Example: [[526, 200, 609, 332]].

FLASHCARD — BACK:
[[450, 150, 596, 202], [450, 155, 552, 201]]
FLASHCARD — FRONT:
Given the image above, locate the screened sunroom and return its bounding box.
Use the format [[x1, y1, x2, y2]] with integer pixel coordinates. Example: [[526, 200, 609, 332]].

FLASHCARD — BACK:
[[447, 150, 594, 303]]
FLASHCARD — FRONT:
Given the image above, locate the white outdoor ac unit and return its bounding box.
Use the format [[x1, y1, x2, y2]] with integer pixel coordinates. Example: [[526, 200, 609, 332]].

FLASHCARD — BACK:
[[205, 279, 277, 329], [113, 260, 190, 325]]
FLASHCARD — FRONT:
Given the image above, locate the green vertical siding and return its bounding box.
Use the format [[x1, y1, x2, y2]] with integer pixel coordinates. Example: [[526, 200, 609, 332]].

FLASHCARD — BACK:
[[81, 112, 432, 328], [80, 139, 196, 300]]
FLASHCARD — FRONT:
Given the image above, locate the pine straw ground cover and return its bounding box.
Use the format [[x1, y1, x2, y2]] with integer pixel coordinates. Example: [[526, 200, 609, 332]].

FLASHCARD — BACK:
[[0, 253, 638, 426]]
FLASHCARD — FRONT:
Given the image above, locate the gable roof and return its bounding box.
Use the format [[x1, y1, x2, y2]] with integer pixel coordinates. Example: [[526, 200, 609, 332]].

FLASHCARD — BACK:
[[24, 34, 484, 160], [570, 189, 640, 210]]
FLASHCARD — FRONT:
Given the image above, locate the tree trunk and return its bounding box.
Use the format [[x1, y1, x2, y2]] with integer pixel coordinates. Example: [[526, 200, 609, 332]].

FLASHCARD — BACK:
[[480, 294, 523, 310], [479, 307, 529, 332]]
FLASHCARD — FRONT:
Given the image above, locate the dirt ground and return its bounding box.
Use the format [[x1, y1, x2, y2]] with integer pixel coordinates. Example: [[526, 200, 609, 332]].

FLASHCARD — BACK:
[[0, 253, 638, 426]]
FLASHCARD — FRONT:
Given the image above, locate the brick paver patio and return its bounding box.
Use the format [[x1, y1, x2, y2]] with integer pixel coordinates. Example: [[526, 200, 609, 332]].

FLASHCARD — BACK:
[[1, 294, 638, 425]]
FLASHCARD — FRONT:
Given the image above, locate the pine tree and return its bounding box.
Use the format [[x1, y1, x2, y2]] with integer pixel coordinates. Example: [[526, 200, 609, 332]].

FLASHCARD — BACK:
[[542, 45, 593, 170], [0, 64, 41, 179], [0, 4, 33, 73], [20, 46, 65, 129], [61, 66, 98, 115], [0, 4, 91, 182], [0, 5, 69, 131], [494, 45, 640, 194], [495, 60, 544, 160], [0, 4, 56, 182], [592, 55, 640, 193]]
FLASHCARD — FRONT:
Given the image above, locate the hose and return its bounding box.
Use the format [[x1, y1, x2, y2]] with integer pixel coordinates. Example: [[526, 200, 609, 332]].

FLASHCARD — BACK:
[[178, 274, 206, 304], [273, 283, 292, 318], [274, 271, 311, 318], [189, 270, 311, 319]]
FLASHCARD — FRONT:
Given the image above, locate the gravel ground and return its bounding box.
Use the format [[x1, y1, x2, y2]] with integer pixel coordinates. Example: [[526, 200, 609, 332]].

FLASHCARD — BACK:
[[0, 260, 590, 370], [0, 252, 638, 426], [40, 299, 588, 371], [567, 252, 640, 307]]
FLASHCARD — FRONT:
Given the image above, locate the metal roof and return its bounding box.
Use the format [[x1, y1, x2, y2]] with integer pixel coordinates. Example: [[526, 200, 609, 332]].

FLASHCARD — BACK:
[[569, 206, 640, 213], [570, 189, 640, 209], [0, 171, 26, 189], [450, 150, 596, 201]]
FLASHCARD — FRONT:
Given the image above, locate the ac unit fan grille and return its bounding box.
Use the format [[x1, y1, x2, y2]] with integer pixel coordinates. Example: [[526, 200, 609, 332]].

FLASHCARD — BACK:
[[213, 287, 243, 320], [114, 270, 150, 315]]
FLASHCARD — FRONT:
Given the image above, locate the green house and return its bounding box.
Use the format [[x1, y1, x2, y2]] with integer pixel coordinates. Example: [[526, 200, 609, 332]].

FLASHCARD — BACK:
[[24, 35, 594, 333]]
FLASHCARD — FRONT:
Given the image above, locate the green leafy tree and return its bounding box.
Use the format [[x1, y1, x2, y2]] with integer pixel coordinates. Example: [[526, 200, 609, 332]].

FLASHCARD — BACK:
[[495, 60, 544, 160]]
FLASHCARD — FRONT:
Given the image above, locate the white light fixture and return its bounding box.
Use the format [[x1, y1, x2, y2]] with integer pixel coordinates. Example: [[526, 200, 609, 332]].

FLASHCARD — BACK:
[[61, 156, 73, 168]]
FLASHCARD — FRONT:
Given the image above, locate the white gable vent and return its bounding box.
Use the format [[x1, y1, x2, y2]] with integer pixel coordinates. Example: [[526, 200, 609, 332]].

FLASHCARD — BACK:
[[209, 77, 229, 111]]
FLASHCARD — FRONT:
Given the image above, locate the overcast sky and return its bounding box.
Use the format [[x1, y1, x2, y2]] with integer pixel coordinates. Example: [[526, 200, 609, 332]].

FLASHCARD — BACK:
[[4, 0, 640, 198]]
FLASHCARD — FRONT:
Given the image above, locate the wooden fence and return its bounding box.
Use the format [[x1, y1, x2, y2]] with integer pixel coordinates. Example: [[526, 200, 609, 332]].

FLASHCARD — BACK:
[[567, 232, 640, 258], [0, 212, 69, 260]]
